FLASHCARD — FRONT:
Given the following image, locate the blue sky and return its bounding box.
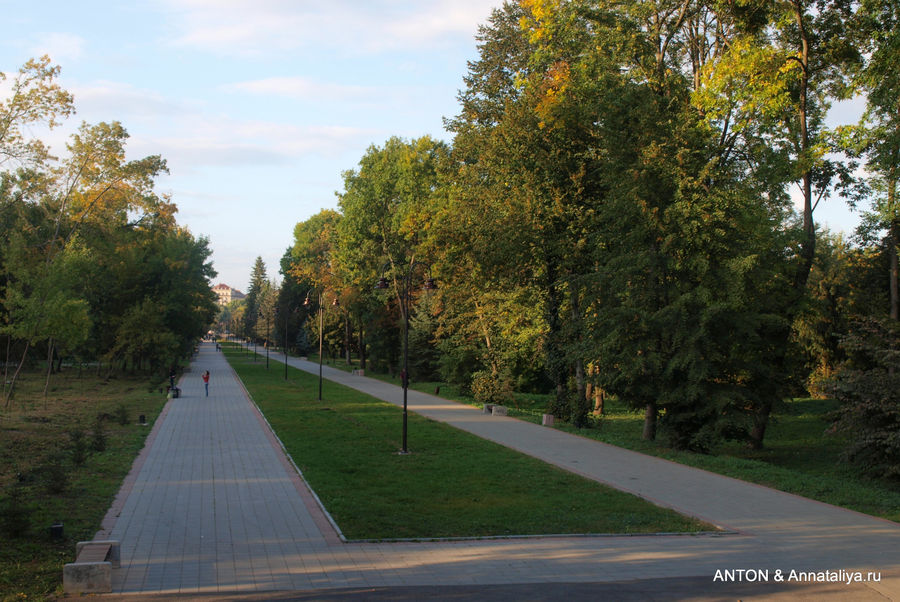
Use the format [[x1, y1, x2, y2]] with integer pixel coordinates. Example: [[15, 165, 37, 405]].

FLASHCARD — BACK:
[[2, 1, 863, 292], [2, 0, 504, 290]]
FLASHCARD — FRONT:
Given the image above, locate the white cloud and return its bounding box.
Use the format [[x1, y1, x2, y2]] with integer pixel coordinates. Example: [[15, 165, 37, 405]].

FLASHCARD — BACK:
[[30, 32, 86, 63], [134, 116, 378, 174], [222, 76, 374, 101], [156, 0, 499, 55], [71, 80, 199, 118]]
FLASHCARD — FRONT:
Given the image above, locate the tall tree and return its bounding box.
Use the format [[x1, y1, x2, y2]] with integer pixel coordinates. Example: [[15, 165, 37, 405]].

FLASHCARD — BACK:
[[0, 56, 74, 168], [336, 136, 448, 374], [243, 256, 267, 339], [849, 0, 900, 320]]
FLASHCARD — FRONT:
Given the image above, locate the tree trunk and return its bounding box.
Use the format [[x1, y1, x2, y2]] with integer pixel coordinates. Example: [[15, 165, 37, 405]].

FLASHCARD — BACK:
[[890, 222, 898, 322], [590, 365, 605, 415], [545, 264, 568, 416], [750, 7, 814, 449], [345, 313, 352, 366], [358, 320, 367, 370], [794, 1, 815, 293], [4, 341, 30, 408], [3, 335, 10, 402], [642, 401, 657, 440], [888, 157, 897, 320], [571, 288, 587, 425], [43, 338, 55, 399]]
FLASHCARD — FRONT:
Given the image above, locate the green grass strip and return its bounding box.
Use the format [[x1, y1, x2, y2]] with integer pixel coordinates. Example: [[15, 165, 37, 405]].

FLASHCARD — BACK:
[[223, 346, 714, 540]]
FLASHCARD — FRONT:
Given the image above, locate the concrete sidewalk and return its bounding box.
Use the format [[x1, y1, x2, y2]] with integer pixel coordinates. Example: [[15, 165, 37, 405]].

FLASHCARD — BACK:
[[92, 342, 900, 599]]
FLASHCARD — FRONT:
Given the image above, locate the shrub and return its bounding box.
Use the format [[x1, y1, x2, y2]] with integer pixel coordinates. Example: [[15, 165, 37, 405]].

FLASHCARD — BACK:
[[114, 403, 129, 425], [0, 487, 34, 538], [824, 318, 900, 480], [91, 415, 107, 452], [39, 451, 69, 494], [69, 429, 89, 466], [471, 370, 515, 407]]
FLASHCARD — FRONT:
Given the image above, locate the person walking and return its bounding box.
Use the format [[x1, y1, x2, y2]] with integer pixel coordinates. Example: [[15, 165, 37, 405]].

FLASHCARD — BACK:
[[202, 370, 210, 397]]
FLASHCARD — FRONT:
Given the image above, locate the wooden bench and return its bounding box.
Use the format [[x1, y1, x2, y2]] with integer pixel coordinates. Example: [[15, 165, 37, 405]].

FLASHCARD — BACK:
[[63, 540, 120, 594]]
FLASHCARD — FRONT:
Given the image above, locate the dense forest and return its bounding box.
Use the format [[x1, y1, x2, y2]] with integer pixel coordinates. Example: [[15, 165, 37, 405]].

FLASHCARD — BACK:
[[1, 57, 219, 404], [228, 0, 899, 474]]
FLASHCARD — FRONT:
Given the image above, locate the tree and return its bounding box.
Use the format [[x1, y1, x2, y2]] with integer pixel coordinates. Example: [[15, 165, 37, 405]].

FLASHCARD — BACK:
[[243, 257, 267, 339], [276, 247, 311, 353], [336, 136, 448, 375], [0, 56, 74, 168], [825, 317, 900, 479], [691, 0, 865, 447], [1, 58, 216, 393], [846, 0, 900, 321], [445, 1, 606, 421]]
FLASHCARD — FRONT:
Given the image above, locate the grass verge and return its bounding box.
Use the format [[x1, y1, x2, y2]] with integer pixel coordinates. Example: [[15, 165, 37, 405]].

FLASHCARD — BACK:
[[222, 344, 714, 540], [0, 367, 168, 601], [256, 346, 900, 523]]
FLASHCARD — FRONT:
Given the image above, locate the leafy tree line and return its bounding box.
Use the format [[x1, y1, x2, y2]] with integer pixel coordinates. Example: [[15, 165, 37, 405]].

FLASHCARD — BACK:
[[1, 57, 218, 404], [278, 1, 895, 472]]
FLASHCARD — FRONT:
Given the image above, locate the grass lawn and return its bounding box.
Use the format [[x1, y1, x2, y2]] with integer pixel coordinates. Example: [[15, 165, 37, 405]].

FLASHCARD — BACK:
[[269, 347, 900, 523], [0, 366, 168, 601], [221, 344, 713, 540], [550, 397, 900, 523]]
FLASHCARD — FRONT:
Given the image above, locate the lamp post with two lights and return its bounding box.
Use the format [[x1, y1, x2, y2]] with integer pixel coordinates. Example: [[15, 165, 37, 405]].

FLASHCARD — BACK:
[[304, 290, 339, 401], [375, 261, 437, 454]]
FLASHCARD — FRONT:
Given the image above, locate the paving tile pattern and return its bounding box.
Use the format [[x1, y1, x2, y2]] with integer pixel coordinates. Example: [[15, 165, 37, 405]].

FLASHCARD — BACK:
[[97, 343, 900, 598]]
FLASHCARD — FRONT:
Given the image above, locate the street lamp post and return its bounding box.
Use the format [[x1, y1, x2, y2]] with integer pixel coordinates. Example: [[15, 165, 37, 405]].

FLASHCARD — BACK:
[[304, 291, 339, 401], [375, 261, 436, 454], [260, 310, 270, 370], [279, 306, 291, 381]]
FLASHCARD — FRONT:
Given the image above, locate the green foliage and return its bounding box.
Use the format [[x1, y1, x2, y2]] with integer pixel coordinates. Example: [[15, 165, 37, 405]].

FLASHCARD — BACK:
[[223, 345, 710, 539], [0, 487, 34, 538], [0, 55, 74, 167], [68, 429, 88, 467], [825, 318, 900, 479], [470, 369, 515, 407], [437, 337, 482, 396], [91, 414, 108, 452], [271, 0, 890, 457], [0, 367, 168, 598], [1, 57, 217, 391], [114, 403, 129, 425], [39, 449, 69, 494]]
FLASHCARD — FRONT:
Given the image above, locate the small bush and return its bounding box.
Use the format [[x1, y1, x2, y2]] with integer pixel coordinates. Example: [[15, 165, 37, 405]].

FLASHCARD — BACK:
[[825, 318, 900, 480], [471, 370, 515, 407], [114, 403, 129, 425], [91, 415, 107, 452], [0, 487, 34, 538], [39, 451, 69, 494], [69, 429, 89, 466]]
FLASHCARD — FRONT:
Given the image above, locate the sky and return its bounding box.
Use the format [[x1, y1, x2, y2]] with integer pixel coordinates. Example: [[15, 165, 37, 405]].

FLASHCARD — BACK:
[[2, 1, 864, 293]]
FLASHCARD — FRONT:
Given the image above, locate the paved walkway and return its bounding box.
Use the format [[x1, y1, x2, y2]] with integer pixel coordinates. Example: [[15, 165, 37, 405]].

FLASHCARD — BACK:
[[94, 342, 900, 599]]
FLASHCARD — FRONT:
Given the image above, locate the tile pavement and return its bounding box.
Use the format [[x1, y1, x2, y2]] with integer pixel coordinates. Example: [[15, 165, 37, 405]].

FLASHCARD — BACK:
[[90, 342, 900, 599]]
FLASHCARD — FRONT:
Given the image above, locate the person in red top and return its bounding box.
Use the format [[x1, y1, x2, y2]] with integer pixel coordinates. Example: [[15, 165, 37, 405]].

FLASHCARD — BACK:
[[202, 370, 210, 397]]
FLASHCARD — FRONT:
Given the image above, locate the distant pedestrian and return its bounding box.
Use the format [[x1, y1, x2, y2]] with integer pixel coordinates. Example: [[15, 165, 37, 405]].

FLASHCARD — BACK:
[[202, 370, 210, 396]]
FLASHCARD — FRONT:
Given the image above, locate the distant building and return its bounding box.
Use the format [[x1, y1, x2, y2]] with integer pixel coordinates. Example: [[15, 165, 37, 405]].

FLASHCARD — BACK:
[[213, 283, 246, 307]]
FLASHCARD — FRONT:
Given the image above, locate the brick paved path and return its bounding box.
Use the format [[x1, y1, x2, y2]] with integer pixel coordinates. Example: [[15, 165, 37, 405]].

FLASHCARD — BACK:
[[94, 342, 900, 598]]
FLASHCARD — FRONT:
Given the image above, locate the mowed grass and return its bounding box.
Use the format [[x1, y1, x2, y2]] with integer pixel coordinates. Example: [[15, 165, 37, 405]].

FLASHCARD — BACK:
[[552, 398, 900, 523], [222, 345, 714, 540], [276, 349, 900, 523], [0, 367, 168, 601]]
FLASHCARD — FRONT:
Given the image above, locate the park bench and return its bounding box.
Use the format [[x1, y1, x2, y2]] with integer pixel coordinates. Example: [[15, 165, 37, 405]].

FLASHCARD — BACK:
[[63, 540, 120, 594]]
